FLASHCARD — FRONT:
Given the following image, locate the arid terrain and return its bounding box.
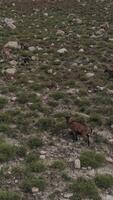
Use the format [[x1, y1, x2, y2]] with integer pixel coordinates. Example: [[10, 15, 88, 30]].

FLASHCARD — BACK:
[[0, 0, 113, 199]]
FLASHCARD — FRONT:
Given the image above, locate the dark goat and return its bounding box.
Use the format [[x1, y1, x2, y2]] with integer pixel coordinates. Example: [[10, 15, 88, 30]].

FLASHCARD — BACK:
[[104, 66, 113, 77], [65, 116, 92, 146]]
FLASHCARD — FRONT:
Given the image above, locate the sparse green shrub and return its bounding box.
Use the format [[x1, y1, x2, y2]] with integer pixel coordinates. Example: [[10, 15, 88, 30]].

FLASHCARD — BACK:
[[38, 117, 56, 131], [21, 176, 46, 192], [0, 112, 12, 123], [0, 143, 16, 162], [95, 174, 113, 189], [26, 152, 39, 163], [51, 160, 66, 171], [50, 91, 66, 100], [0, 97, 8, 109], [0, 190, 21, 200], [0, 123, 9, 133], [29, 161, 46, 173], [80, 150, 105, 168], [61, 172, 72, 181], [11, 165, 26, 178], [27, 137, 43, 149], [70, 178, 100, 200], [16, 146, 26, 157], [89, 113, 102, 126]]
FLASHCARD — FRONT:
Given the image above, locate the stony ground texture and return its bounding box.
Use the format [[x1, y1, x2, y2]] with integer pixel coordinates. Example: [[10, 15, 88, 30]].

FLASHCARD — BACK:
[[0, 0, 113, 199]]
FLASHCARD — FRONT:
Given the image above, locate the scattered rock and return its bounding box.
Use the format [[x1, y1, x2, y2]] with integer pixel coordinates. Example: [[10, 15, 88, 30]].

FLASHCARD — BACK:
[[74, 159, 81, 169], [40, 151, 46, 155], [101, 194, 113, 200], [63, 193, 73, 198], [86, 72, 95, 78], [5, 41, 21, 49], [5, 68, 16, 75], [79, 48, 84, 52], [56, 30, 65, 36], [57, 48, 68, 54], [107, 89, 113, 95], [106, 157, 113, 163], [28, 46, 36, 52], [76, 18, 82, 24], [32, 187, 39, 193], [4, 18, 16, 29], [40, 155, 46, 159], [9, 60, 17, 66]]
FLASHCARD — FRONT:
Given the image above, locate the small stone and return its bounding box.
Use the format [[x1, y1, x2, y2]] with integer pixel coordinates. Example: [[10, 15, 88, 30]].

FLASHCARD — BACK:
[[31, 56, 36, 61], [111, 125, 113, 129], [40, 155, 46, 159], [94, 65, 98, 71], [48, 69, 53, 74], [88, 169, 95, 177], [28, 46, 36, 52], [57, 48, 68, 54], [101, 194, 113, 200], [5, 68, 16, 75], [106, 157, 113, 163], [56, 30, 65, 36], [9, 60, 17, 66], [74, 159, 81, 169], [76, 18, 82, 24], [40, 151, 46, 155], [43, 13, 48, 17], [79, 48, 84, 52], [5, 41, 21, 49], [11, 96, 17, 101], [4, 18, 16, 29], [107, 89, 113, 95], [32, 187, 39, 193], [86, 72, 95, 78], [63, 193, 73, 198]]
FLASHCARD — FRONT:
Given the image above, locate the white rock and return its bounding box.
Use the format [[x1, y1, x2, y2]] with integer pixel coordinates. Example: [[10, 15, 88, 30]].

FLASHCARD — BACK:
[[63, 193, 73, 198], [40, 151, 46, 155], [74, 159, 81, 169], [5, 41, 21, 49], [28, 46, 36, 52], [4, 18, 16, 29], [106, 157, 113, 163], [101, 194, 113, 200], [43, 13, 48, 17], [86, 72, 95, 78], [32, 187, 39, 193], [79, 48, 84, 52], [48, 69, 53, 74], [40, 155, 46, 159], [9, 60, 17, 66], [56, 30, 65, 36], [76, 18, 82, 24], [57, 48, 68, 54], [5, 68, 16, 75], [107, 89, 113, 95]]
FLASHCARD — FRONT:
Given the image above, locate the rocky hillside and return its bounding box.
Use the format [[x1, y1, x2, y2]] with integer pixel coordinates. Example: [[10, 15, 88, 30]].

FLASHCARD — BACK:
[[0, 0, 113, 199]]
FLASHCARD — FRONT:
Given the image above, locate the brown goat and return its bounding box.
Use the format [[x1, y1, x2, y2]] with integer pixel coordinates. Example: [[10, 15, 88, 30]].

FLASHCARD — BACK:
[[65, 116, 92, 146]]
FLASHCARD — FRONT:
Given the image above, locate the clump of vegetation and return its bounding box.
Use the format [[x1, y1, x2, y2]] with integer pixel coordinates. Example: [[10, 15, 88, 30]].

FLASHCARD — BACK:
[[11, 165, 27, 178], [21, 176, 46, 192], [27, 137, 43, 149], [95, 174, 113, 189], [80, 150, 105, 168], [28, 161, 46, 173], [0, 142, 16, 162], [0, 190, 22, 200], [50, 91, 66, 100], [70, 178, 100, 200], [0, 97, 8, 109], [37, 117, 56, 131], [0, 123, 9, 134], [89, 113, 102, 126], [51, 160, 66, 171], [26, 152, 39, 163], [16, 145, 26, 157]]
